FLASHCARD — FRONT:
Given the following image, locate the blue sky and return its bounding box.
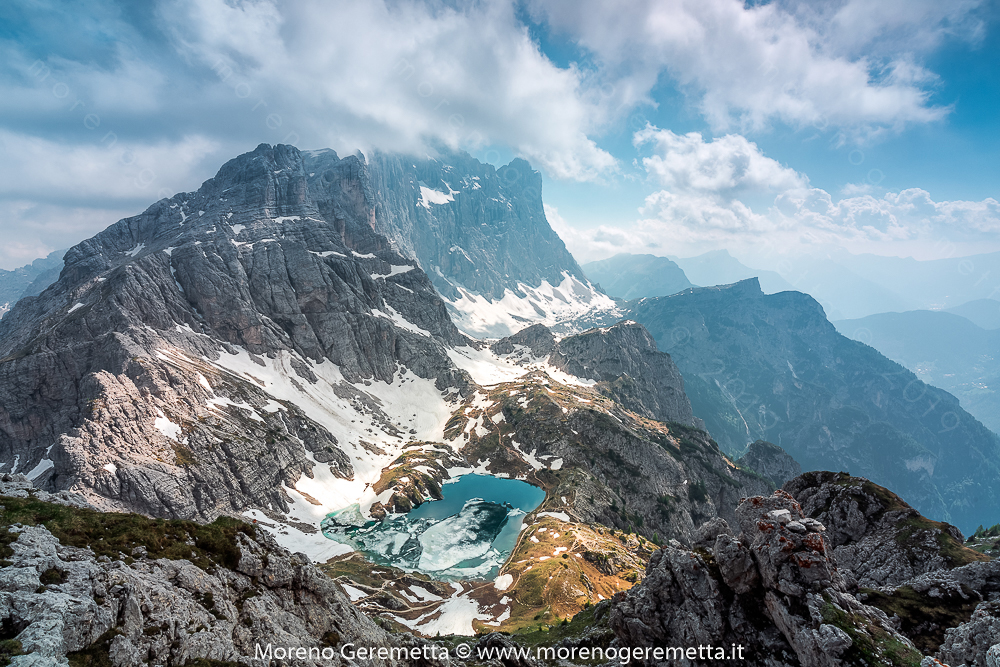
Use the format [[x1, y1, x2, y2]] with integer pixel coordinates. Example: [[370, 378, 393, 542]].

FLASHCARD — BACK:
[[1, 0, 998, 269]]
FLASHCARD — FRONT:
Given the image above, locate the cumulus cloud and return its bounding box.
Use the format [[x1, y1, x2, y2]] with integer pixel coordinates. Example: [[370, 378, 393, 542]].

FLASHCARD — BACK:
[[159, 0, 616, 181], [529, 0, 979, 134], [560, 127, 1000, 262], [0, 0, 989, 269], [634, 127, 806, 196], [0, 0, 624, 268], [0, 130, 224, 268]]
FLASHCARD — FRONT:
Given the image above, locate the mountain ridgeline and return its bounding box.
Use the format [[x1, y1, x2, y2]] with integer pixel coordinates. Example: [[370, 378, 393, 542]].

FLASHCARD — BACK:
[[1, 143, 999, 664], [366, 150, 615, 337], [0, 143, 473, 520], [834, 309, 1000, 435], [626, 279, 1000, 532], [0, 249, 64, 318]]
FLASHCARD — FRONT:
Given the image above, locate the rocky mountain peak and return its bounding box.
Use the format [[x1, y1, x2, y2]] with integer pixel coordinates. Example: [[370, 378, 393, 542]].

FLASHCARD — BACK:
[[366, 150, 616, 336], [785, 472, 988, 588], [0, 143, 476, 523]]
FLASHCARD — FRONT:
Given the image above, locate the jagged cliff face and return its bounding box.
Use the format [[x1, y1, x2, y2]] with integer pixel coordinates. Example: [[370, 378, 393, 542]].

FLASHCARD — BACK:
[[0, 144, 742, 571], [609, 487, 927, 667], [0, 144, 473, 527], [366, 151, 617, 337], [627, 278, 1000, 533]]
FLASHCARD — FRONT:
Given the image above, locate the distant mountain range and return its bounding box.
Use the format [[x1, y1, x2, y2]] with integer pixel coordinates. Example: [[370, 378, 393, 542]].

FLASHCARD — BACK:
[[626, 279, 1000, 532], [581, 253, 693, 299], [2, 144, 998, 664], [720, 250, 1000, 322], [581, 250, 795, 299], [5, 151, 999, 536], [946, 298, 1000, 330], [835, 310, 1000, 435], [0, 249, 64, 318]]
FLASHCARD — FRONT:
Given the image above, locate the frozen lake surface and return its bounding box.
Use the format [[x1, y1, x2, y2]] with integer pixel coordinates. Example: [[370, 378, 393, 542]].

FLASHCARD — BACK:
[[321, 475, 545, 579]]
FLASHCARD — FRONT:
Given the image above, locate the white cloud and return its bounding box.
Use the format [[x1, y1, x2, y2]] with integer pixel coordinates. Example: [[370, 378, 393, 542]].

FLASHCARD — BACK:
[[529, 0, 975, 134], [159, 0, 617, 181], [795, 0, 985, 59], [0, 130, 222, 203], [634, 127, 806, 196], [0, 130, 225, 269], [555, 127, 1000, 262]]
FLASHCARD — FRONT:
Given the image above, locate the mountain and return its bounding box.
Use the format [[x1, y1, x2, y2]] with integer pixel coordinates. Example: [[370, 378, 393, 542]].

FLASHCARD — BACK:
[[834, 310, 1000, 435], [0, 249, 64, 319], [626, 278, 1000, 532], [365, 150, 616, 337], [761, 254, 918, 320], [946, 298, 1000, 330], [0, 143, 476, 532], [609, 480, 920, 666], [761, 250, 1000, 321], [836, 250, 1000, 311], [581, 253, 693, 299], [3, 143, 999, 664], [667, 249, 797, 295], [0, 474, 454, 666], [0, 143, 776, 633]]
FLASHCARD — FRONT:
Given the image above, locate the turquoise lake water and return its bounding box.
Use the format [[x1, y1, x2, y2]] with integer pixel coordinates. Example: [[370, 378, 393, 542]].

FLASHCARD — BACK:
[[322, 474, 545, 579]]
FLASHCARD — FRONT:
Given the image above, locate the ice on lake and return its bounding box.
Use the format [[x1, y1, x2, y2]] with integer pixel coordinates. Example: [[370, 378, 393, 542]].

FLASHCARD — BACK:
[[321, 474, 544, 580]]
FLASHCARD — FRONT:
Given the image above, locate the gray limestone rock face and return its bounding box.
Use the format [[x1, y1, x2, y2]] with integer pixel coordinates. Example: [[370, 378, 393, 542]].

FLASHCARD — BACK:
[[936, 601, 1000, 667], [0, 508, 451, 666], [737, 440, 801, 489], [609, 489, 921, 667], [0, 143, 473, 521], [489, 323, 555, 358], [548, 320, 702, 428], [366, 151, 587, 303], [786, 471, 979, 588], [627, 278, 1000, 533]]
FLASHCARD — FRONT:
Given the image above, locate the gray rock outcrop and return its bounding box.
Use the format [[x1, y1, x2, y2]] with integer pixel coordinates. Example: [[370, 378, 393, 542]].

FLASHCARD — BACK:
[[628, 278, 1000, 533], [0, 477, 452, 666], [936, 602, 1000, 667], [738, 440, 801, 488], [367, 152, 587, 303], [608, 489, 922, 666], [490, 320, 701, 428], [548, 320, 702, 428], [786, 472, 984, 588]]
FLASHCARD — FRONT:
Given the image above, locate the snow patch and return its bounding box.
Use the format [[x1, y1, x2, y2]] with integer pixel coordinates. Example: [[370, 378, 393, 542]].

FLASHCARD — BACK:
[[341, 584, 368, 601], [371, 265, 415, 279], [154, 414, 185, 442], [26, 458, 53, 481], [446, 272, 619, 338], [418, 186, 455, 208]]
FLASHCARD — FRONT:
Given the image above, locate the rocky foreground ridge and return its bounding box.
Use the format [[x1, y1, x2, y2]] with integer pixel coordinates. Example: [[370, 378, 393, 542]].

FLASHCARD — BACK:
[[0, 474, 452, 667], [3, 472, 997, 666], [602, 473, 999, 667]]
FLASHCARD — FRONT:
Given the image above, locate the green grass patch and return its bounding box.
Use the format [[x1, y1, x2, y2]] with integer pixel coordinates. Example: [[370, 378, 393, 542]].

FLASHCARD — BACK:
[[821, 599, 922, 667], [860, 585, 978, 653], [0, 494, 255, 571], [0, 639, 24, 667]]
